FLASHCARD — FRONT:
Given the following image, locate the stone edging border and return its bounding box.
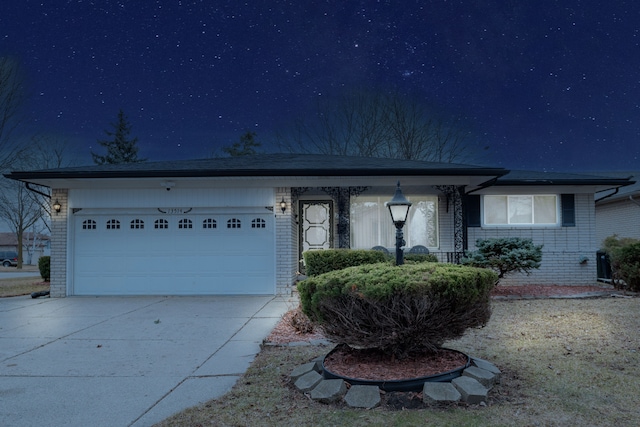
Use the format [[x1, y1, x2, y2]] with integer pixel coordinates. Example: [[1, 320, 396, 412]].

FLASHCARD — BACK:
[[289, 354, 501, 409]]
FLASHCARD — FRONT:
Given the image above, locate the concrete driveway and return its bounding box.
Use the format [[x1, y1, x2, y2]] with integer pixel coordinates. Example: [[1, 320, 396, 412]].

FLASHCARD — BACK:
[[0, 295, 296, 427]]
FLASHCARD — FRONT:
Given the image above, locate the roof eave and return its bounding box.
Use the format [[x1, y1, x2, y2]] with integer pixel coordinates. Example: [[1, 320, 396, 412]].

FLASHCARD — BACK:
[[5, 167, 509, 181]]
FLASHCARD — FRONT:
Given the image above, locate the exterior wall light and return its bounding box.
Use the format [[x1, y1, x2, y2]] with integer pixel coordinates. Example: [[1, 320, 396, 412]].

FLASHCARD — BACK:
[[280, 197, 287, 214], [53, 199, 62, 215], [386, 181, 412, 266]]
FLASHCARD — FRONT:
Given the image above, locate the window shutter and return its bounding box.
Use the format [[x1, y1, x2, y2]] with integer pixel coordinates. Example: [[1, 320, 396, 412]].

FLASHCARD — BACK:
[[466, 195, 481, 227], [561, 194, 576, 227]]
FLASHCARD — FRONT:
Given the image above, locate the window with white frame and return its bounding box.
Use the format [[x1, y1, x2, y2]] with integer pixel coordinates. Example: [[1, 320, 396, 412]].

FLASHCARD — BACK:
[[350, 195, 438, 249], [483, 195, 558, 225]]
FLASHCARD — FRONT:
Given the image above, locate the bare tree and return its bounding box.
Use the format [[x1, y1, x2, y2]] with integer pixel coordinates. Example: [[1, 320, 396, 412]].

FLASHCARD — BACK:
[[0, 56, 28, 171], [0, 136, 73, 268], [277, 89, 475, 163], [18, 136, 74, 232], [0, 178, 43, 268]]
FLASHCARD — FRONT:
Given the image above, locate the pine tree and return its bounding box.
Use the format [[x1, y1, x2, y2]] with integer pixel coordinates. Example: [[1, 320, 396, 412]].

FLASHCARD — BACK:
[[222, 131, 261, 156], [92, 109, 146, 164]]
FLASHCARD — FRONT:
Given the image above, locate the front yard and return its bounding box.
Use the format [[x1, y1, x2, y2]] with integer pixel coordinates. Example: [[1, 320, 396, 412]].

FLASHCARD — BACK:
[[0, 269, 48, 297], [156, 297, 640, 426]]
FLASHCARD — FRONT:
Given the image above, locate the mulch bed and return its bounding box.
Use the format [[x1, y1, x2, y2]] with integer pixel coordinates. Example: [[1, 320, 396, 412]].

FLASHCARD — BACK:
[[323, 345, 468, 381]]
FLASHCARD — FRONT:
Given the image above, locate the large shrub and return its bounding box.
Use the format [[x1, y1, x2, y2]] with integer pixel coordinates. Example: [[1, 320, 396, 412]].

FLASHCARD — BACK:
[[297, 262, 497, 357], [38, 256, 50, 281], [604, 237, 640, 291], [462, 237, 542, 280], [303, 249, 388, 276]]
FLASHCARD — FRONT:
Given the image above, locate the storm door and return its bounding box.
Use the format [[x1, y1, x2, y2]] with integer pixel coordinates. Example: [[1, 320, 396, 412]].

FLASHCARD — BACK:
[[300, 201, 333, 259]]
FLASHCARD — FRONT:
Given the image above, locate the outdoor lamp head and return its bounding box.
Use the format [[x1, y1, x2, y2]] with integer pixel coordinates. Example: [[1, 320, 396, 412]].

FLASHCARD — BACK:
[[53, 199, 62, 214], [387, 181, 412, 225]]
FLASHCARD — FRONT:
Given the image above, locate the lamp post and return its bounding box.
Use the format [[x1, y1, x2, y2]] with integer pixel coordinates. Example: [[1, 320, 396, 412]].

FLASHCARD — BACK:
[[386, 181, 412, 266]]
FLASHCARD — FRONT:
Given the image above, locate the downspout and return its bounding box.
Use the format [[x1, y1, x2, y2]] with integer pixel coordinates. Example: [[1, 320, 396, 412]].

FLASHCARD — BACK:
[[595, 187, 620, 203], [460, 175, 501, 253], [464, 176, 500, 195], [25, 182, 52, 199]]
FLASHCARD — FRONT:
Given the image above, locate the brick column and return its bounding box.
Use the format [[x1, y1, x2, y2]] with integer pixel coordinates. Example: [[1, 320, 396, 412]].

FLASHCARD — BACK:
[[50, 189, 68, 297], [275, 187, 296, 295]]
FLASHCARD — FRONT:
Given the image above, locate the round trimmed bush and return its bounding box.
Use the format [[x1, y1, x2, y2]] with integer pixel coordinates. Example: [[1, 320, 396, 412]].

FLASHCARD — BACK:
[[297, 262, 497, 358]]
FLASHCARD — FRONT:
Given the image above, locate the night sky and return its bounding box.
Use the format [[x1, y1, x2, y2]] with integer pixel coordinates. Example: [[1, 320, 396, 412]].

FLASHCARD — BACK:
[[2, 1, 639, 171]]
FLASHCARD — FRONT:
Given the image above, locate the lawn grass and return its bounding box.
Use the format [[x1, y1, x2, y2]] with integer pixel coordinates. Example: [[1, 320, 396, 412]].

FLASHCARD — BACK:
[[156, 297, 640, 427], [0, 276, 49, 297]]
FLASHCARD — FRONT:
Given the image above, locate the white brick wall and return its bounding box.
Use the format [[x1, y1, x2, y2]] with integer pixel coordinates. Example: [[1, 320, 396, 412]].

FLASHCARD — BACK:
[[467, 193, 598, 285], [50, 189, 68, 297]]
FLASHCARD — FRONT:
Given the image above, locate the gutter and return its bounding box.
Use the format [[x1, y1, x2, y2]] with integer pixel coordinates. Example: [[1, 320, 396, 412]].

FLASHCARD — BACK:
[[630, 195, 640, 208]]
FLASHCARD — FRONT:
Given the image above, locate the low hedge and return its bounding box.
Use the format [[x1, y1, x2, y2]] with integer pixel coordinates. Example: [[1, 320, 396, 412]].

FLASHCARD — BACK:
[[303, 249, 388, 276], [404, 253, 439, 263], [297, 262, 497, 357]]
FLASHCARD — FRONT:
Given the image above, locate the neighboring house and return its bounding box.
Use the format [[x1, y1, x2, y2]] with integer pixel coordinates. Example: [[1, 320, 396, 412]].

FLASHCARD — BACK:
[[5, 154, 632, 297], [594, 172, 640, 245], [0, 232, 51, 265]]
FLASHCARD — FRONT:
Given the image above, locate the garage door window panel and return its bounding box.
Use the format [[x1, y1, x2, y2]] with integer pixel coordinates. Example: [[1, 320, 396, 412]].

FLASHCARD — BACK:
[[227, 218, 241, 229], [251, 218, 266, 229], [179, 218, 193, 229], [106, 219, 120, 230], [131, 219, 145, 229], [154, 219, 169, 229], [203, 218, 217, 229]]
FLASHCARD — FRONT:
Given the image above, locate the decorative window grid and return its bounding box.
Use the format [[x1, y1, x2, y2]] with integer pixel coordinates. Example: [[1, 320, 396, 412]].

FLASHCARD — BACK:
[[203, 218, 217, 229], [106, 219, 120, 230], [178, 218, 193, 229], [227, 218, 241, 229], [251, 218, 266, 229], [155, 219, 169, 229]]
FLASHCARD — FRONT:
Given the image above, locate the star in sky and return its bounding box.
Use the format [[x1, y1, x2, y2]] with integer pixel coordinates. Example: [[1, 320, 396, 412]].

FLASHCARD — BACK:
[[1, 1, 639, 171]]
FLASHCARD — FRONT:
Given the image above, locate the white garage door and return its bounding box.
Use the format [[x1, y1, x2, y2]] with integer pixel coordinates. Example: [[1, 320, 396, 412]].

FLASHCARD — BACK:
[[72, 209, 275, 295]]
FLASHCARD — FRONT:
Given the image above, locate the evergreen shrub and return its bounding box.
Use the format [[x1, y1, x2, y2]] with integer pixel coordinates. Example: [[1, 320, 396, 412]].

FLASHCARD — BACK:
[[462, 237, 542, 280], [297, 262, 497, 357], [303, 249, 388, 276], [611, 242, 640, 292], [38, 256, 50, 281]]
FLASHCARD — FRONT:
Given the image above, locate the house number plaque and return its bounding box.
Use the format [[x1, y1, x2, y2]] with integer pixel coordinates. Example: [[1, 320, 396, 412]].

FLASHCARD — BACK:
[[157, 208, 193, 214]]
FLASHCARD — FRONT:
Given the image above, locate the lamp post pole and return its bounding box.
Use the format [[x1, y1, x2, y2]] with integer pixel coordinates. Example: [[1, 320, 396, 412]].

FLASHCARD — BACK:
[[394, 222, 405, 266], [386, 181, 412, 266]]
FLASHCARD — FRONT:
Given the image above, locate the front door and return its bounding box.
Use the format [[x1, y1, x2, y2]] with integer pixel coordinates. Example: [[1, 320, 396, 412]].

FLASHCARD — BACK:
[[300, 201, 333, 268]]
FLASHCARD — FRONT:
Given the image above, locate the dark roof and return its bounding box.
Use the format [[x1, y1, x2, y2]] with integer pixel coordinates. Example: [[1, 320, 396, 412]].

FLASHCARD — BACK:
[[495, 169, 633, 187], [5, 154, 633, 189], [5, 153, 508, 180]]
